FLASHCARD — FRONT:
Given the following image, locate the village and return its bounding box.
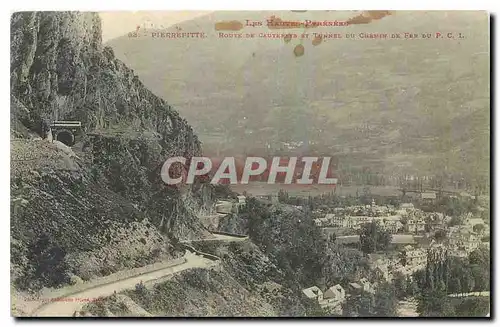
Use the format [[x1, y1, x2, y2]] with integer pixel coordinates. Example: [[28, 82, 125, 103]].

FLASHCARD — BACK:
[[208, 186, 489, 316], [301, 192, 490, 315]]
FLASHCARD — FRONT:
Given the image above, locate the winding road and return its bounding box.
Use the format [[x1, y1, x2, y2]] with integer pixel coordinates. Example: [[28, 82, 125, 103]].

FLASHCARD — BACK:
[[31, 232, 247, 317]]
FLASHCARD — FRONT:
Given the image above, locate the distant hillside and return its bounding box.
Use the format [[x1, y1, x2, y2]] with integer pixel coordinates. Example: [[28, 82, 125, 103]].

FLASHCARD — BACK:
[[107, 11, 490, 191]]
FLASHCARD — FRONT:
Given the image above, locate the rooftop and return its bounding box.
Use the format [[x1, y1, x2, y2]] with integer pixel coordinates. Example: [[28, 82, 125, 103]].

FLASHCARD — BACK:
[[392, 234, 417, 244], [302, 286, 323, 299], [421, 192, 437, 199], [336, 235, 360, 244], [468, 218, 485, 226]]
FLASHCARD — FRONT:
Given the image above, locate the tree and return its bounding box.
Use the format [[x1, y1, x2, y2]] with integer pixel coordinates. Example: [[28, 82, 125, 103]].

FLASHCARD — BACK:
[[307, 195, 314, 211], [470, 264, 489, 292], [359, 221, 392, 254], [461, 272, 475, 294], [26, 234, 70, 289], [373, 283, 398, 316], [455, 298, 490, 317], [361, 186, 372, 204], [473, 224, 485, 234], [434, 229, 447, 242], [448, 276, 462, 295], [305, 303, 328, 317], [342, 284, 397, 317], [342, 293, 375, 317], [416, 288, 455, 317], [393, 272, 407, 299], [469, 246, 489, 266], [322, 246, 368, 287], [327, 233, 336, 244], [406, 276, 419, 297], [278, 189, 289, 203], [448, 216, 462, 227]]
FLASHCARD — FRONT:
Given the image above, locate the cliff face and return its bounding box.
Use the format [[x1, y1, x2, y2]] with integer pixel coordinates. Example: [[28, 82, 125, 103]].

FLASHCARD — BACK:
[[11, 12, 199, 144], [10, 11, 213, 291]]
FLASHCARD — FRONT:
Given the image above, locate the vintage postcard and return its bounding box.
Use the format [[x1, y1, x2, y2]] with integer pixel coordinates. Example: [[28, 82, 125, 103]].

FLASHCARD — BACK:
[[10, 10, 490, 318]]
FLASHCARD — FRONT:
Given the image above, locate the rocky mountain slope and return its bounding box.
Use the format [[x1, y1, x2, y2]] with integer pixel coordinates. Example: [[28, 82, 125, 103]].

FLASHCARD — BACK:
[[10, 13, 331, 317], [82, 240, 322, 317], [10, 11, 216, 292]]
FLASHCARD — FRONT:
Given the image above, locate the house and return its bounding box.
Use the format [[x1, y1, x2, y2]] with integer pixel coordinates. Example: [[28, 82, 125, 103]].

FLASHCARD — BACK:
[[463, 234, 481, 253], [385, 215, 402, 222], [394, 263, 425, 276], [344, 217, 356, 229], [401, 245, 427, 267], [406, 219, 425, 234], [383, 216, 403, 233], [387, 221, 404, 233], [449, 248, 468, 258], [215, 201, 233, 214], [359, 278, 376, 294], [348, 282, 363, 295], [353, 216, 372, 225], [427, 213, 446, 230], [323, 284, 346, 302], [447, 227, 481, 253], [302, 286, 323, 301], [319, 217, 330, 226], [330, 216, 357, 229], [459, 191, 475, 200], [368, 254, 392, 282], [421, 192, 437, 202], [466, 218, 485, 232], [319, 284, 346, 313], [400, 203, 415, 211], [335, 235, 360, 245], [325, 213, 344, 227], [345, 215, 373, 229], [235, 196, 247, 212], [416, 220, 426, 232], [448, 226, 468, 239], [236, 195, 246, 205], [406, 220, 416, 233], [303, 285, 346, 313], [314, 217, 331, 227], [391, 234, 417, 245]]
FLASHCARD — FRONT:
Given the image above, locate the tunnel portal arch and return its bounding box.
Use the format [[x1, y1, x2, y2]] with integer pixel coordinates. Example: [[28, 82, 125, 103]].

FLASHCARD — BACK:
[[54, 129, 75, 146]]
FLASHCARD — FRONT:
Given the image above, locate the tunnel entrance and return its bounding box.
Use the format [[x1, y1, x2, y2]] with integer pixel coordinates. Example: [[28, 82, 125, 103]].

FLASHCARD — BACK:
[[55, 130, 75, 146]]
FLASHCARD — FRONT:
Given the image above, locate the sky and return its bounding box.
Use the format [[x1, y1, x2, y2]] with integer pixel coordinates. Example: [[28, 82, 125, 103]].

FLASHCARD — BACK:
[[99, 11, 211, 42]]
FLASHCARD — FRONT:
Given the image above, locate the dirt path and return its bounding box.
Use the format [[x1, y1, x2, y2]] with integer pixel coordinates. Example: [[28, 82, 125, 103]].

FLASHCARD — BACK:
[[180, 232, 249, 243], [212, 233, 249, 242], [32, 251, 215, 317], [27, 231, 247, 317], [397, 298, 419, 317]]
